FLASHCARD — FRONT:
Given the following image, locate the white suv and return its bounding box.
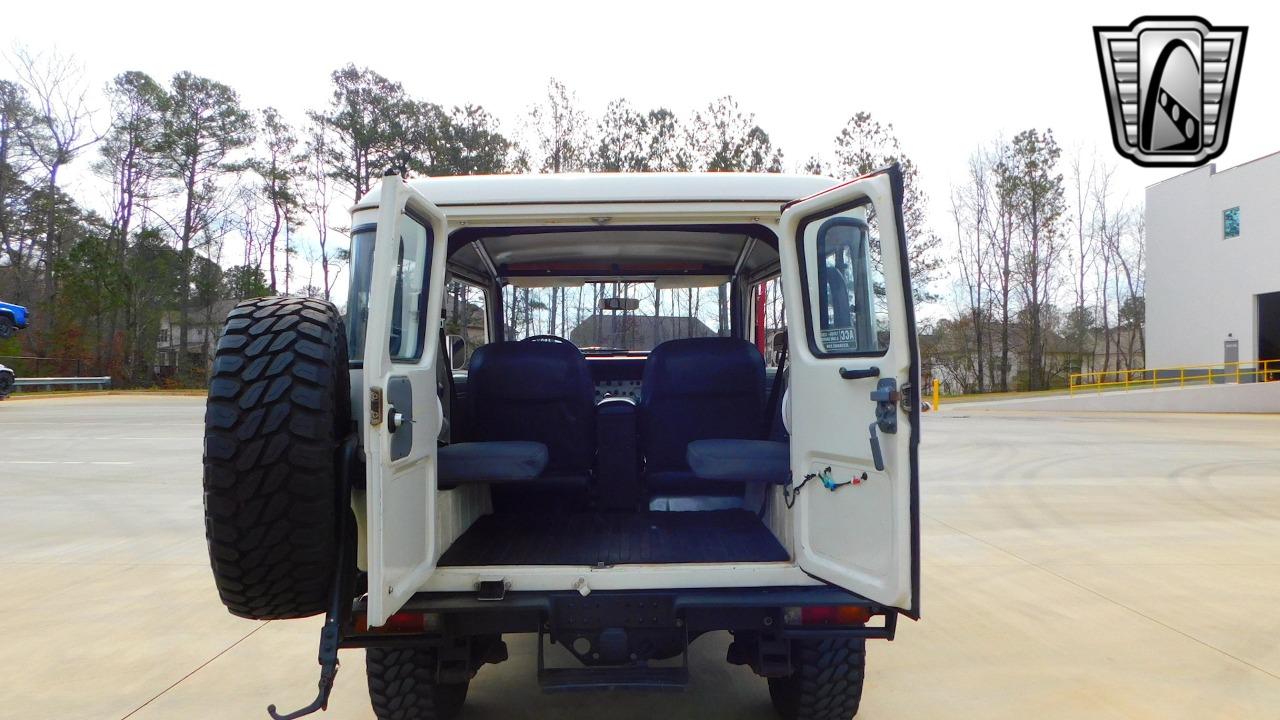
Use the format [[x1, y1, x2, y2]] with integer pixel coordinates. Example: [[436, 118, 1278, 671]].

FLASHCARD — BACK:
[[202, 168, 921, 720]]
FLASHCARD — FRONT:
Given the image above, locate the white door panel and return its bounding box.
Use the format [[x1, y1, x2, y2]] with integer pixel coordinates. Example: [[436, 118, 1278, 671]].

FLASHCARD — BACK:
[[778, 165, 920, 616], [363, 176, 449, 626]]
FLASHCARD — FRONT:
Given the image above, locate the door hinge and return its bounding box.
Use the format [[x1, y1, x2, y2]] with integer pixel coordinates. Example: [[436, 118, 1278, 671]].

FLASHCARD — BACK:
[[900, 382, 914, 414], [369, 387, 384, 426]]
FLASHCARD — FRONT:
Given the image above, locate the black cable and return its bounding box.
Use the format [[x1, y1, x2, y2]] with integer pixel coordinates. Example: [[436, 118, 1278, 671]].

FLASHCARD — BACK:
[[784, 471, 818, 509], [784, 466, 864, 509]]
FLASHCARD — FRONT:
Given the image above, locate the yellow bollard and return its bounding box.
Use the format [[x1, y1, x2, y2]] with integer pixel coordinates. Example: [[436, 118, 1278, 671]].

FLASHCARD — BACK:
[[932, 378, 940, 410]]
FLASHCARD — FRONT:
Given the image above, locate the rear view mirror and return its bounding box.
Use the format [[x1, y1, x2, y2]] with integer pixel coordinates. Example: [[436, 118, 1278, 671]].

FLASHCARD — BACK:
[[446, 334, 466, 370], [600, 297, 640, 312]]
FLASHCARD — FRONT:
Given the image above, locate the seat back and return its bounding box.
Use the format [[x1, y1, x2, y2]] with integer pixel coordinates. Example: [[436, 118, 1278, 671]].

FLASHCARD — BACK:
[[639, 337, 766, 477], [467, 341, 596, 476]]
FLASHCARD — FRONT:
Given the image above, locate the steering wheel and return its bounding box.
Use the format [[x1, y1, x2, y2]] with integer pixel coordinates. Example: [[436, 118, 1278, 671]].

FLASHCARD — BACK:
[[521, 334, 574, 345]]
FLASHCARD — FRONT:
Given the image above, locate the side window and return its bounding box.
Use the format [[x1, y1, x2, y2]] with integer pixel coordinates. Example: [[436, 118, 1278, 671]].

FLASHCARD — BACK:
[[444, 279, 489, 368], [801, 211, 889, 355], [389, 215, 430, 362]]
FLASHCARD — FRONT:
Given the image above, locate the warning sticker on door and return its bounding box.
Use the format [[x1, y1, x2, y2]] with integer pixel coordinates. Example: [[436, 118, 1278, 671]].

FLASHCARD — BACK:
[[820, 327, 858, 352]]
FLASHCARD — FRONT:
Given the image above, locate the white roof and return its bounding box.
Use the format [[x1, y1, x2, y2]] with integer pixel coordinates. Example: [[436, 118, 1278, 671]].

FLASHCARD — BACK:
[[357, 172, 839, 208]]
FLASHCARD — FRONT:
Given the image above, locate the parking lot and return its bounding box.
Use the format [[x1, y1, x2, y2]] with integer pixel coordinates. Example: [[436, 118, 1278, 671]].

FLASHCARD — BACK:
[[1, 395, 1279, 720]]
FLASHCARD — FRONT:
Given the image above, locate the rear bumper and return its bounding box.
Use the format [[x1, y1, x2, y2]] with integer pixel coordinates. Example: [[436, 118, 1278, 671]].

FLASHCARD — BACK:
[[344, 585, 897, 648]]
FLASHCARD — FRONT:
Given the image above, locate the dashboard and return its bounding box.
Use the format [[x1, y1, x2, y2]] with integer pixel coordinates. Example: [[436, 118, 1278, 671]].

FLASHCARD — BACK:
[[585, 356, 647, 404], [593, 378, 642, 403]]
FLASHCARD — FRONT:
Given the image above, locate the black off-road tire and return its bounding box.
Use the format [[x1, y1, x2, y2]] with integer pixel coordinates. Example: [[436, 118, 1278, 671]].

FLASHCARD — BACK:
[[0, 315, 14, 339], [203, 296, 352, 620], [367, 647, 469, 720], [768, 638, 867, 720]]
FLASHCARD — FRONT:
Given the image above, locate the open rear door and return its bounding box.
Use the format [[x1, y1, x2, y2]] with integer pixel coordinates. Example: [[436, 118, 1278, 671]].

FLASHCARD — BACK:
[[362, 175, 449, 626], [778, 165, 921, 617]]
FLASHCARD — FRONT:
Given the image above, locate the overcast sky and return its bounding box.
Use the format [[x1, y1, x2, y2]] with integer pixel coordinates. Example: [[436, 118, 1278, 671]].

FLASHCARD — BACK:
[[4, 0, 1276, 309]]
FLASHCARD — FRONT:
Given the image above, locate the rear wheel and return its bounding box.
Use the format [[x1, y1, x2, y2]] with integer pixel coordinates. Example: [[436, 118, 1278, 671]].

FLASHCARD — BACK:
[[202, 296, 352, 620], [367, 647, 469, 720], [768, 638, 866, 720], [0, 315, 14, 339]]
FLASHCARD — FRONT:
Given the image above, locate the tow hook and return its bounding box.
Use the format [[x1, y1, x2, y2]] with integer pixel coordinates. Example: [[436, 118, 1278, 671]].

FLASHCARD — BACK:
[[267, 618, 340, 720]]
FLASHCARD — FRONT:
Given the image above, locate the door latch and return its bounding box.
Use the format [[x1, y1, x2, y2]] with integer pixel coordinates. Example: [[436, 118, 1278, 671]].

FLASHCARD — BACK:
[[369, 387, 384, 426], [870, 378, 899, 434], [866, 378, 899, 472]]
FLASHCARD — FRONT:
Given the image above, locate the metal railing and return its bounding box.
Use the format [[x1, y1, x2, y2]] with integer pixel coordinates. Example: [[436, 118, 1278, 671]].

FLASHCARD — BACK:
[[1069, 359, 1279, 395], [13, 376, 112, 391], [0, 355, 100, 377]]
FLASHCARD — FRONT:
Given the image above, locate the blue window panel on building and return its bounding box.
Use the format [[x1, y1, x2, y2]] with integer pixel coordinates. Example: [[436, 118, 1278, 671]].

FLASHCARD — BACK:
[[1224, 206, 1240, 239]]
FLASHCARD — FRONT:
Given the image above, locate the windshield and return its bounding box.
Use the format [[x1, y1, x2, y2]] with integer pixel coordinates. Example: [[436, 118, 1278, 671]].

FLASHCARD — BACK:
[[502, 281, 729, 352]]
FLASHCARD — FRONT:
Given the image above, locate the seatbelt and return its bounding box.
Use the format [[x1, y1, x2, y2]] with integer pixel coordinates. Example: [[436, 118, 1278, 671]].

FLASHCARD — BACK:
[[761, 342, 788, 440], [437, 324, 458, 442]]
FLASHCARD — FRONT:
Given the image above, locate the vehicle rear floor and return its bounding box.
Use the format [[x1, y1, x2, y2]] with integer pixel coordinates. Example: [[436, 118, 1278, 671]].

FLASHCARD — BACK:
[[437, 509, 789, 567]]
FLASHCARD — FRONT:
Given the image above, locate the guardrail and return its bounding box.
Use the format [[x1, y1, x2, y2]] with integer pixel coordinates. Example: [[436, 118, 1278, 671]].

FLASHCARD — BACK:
[[14, 376, 113, 392], [1069, 359, 1279, 395]]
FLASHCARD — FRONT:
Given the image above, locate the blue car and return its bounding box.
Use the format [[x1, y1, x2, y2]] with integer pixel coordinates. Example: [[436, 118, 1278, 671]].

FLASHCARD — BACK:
[[0, 300, 28, 339]]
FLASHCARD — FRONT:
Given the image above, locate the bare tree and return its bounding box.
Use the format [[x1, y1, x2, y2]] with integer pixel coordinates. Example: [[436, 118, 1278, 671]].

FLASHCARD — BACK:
[[528, 78, 592, 174], [828, 111, 942, 302], [97, 72, 164, 254], [988, 140, 1018, 392], [1113, 208, 1145, 366], [0, 79, 41, 304], [94, 70, 166, 372], [11, 46, 101, 303], [153, 71, 254, 377], [297, 121, 344, 300], [1065, 149, 1100, 371], [1007, 129, 1066, 390], [951, 148, 992, 392], [254, 107, 298, 293], [686, 96, 782, 173]]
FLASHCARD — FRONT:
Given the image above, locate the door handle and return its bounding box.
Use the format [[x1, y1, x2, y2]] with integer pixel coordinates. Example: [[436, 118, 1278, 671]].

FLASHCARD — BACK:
[[867, 422, 885, 471], [839, 366, 880, 380]]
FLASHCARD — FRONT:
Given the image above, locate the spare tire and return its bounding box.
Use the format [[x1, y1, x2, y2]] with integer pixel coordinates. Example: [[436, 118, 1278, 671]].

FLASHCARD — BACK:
[[203, 296, 352, 620]]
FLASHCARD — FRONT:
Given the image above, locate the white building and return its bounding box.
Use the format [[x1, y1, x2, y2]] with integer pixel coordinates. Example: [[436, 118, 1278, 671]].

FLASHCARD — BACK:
[[155, 299, 238, 377], [1146, 151, 1280, 373]]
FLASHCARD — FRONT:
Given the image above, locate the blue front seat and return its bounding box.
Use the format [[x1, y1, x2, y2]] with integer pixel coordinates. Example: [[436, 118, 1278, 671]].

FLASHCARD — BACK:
[[639, 337, 765, 508], [467, 341, 596, 510]]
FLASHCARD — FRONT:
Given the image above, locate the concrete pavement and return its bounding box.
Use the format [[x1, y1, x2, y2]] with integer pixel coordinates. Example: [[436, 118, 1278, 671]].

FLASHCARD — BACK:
[[1, 396, 1278, 719]]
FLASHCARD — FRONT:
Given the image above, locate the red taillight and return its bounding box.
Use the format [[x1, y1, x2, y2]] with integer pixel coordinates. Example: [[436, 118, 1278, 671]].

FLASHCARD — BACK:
[[353, 611, 440, 634], [383, 612, 429, 632], [790, 605, 873, 626], [802, 606, 837, 624]]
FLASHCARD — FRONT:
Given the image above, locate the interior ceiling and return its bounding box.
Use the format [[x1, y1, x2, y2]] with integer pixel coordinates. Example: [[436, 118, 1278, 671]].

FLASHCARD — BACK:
[[449, 229, 779, 281]]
